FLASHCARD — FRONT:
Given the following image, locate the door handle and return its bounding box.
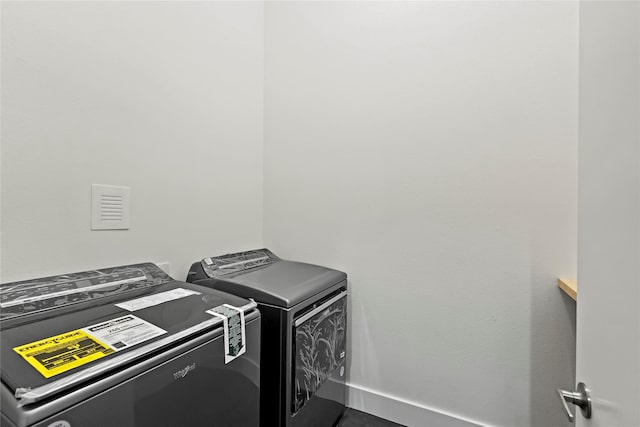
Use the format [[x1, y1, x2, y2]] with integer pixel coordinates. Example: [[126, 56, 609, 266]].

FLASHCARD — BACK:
[[557, 382, 592, 422], [293, 291, 347, 327]]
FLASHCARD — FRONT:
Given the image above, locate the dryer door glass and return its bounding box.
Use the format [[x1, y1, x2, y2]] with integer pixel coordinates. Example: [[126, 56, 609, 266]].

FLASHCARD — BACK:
[[292, 292, 347, 414]]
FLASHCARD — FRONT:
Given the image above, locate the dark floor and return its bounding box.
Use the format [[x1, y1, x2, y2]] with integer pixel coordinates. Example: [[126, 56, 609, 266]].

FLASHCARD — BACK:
[[337, 408, 406, 427]]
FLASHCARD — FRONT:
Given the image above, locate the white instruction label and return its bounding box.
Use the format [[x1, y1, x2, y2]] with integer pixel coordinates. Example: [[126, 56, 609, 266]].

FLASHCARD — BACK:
[[82, 315, 166, 351], [206, 304, 246, 364], [115, 288, 201, 312]]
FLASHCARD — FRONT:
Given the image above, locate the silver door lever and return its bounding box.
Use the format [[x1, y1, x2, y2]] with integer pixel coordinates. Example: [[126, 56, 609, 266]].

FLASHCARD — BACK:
[[557, 382, 592, 422]]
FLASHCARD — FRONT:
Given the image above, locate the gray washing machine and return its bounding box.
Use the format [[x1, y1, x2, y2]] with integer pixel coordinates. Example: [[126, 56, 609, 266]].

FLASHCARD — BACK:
[[0, 263, 260, 427], [187, 249, 348, 427]]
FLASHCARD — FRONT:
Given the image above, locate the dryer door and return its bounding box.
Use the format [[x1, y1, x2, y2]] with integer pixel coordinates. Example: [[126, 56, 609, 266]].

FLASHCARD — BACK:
[[292, 291, 347, 414]]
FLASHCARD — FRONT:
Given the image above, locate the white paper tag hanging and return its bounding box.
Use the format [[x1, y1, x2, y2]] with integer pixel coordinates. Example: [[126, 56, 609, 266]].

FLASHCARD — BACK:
[[206, 304, 246, 364]]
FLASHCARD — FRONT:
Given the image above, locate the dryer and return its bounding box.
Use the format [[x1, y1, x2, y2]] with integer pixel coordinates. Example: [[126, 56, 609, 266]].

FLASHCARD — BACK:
[[188, 249, 347, 427], [0, 263, 260, 427]]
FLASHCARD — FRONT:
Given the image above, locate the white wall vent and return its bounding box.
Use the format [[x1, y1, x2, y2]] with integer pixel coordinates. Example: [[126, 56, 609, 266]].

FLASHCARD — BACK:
[[91, 184, 131, 230]]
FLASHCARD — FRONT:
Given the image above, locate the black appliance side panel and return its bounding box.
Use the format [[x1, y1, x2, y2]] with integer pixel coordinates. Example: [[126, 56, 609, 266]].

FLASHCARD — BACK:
[[11, 314, 260, 427], [254, 304, 287, 427]]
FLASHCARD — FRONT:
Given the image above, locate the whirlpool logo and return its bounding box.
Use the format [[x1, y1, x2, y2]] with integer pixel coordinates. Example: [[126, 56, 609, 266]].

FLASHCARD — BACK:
[[173, 363, 196, 380]]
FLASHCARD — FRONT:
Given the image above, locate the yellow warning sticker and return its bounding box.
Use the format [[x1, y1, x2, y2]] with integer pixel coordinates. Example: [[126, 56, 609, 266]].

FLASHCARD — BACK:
[[13, 330, 115, 378]]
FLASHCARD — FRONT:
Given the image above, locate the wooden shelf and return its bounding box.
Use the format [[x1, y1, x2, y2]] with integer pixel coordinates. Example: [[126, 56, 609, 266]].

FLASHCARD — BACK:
[[558, 278, 577, 301]]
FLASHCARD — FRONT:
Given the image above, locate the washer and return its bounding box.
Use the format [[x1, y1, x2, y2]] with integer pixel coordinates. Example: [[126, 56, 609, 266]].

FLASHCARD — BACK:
[[1, 263, 260, 427], [187, 249, 348, 427]]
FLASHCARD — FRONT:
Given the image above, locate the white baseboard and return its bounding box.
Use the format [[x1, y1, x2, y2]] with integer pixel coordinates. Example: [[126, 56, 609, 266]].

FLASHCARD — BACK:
[[346, 383, 489, 427]]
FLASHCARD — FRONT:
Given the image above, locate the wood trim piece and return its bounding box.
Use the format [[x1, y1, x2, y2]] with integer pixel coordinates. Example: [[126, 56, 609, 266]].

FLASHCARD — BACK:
[[558, 278, 577, 301]]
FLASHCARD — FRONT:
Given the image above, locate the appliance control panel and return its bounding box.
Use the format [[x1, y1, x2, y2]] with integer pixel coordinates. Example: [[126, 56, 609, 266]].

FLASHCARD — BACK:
[[0, 263, 172, 320], [201, 248, 279, 278]]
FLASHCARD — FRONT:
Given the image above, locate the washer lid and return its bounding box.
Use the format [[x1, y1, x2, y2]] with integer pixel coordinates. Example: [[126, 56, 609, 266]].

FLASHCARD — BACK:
[[0, 264, 253, 402], [207, 259, 347, 308]]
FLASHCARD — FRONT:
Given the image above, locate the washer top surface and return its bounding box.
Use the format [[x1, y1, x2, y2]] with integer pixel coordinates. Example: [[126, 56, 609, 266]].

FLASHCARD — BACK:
[[196, 250, 347, 308], [0, 263, 252, 398]]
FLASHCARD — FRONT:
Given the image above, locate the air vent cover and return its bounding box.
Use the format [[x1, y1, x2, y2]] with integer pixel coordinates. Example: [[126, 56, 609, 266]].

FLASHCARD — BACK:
[[91, 184, 131, 230]]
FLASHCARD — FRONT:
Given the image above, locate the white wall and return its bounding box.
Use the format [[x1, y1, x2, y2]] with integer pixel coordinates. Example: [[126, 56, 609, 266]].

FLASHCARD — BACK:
[[1, 1, 264, 282], [263, 2, 578, 426]]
